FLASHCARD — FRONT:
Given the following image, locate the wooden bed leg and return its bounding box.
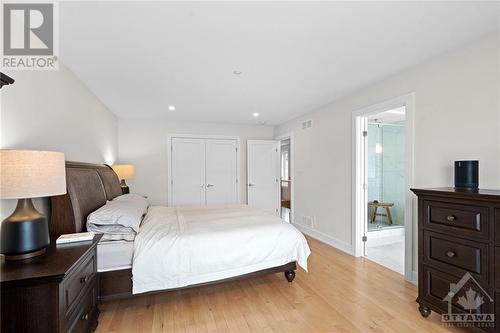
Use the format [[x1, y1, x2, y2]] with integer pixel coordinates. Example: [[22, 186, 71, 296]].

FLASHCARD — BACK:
[[284, 270, 296, 282], [418, 304, 431, 318]]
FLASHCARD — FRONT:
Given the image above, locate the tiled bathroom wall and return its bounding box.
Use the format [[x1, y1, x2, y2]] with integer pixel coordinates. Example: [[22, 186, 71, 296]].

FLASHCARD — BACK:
[[367, 122, 405, 228]]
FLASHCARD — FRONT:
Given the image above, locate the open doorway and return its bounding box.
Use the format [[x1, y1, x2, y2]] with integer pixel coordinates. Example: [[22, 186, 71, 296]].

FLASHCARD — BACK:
[[280, 138, 291, 222], [365, 108, 406, 274], [352, 94, 414, 282], [276, 133, 294, 223]]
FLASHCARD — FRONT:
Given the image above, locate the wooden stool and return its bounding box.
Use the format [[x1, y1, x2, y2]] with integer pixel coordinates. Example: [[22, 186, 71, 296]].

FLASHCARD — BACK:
[[368, 201, 394, 225]]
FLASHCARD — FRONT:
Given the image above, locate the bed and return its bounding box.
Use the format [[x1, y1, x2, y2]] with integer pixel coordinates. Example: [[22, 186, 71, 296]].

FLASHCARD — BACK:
[[50, 161, 310, 301], [97, 239, 134, 272]]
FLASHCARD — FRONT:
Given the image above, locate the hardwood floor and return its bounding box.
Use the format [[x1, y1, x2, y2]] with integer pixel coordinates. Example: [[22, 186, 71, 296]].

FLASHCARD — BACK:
[[96, 237, 467, 333]]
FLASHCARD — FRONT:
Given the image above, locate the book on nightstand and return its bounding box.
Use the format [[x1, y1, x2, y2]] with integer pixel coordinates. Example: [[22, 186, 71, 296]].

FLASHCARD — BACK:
[[56, 232, 95, 244]]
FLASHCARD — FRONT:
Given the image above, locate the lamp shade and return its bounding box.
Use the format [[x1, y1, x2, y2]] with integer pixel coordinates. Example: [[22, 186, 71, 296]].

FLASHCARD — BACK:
[[112, 164, 135, 180], [0, 150, 66, 199]]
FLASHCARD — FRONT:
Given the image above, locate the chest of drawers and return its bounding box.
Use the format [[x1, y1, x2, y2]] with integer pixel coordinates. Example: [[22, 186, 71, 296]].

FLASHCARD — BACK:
[[1, 234, 102, 333], [412, 188, 500, 332]]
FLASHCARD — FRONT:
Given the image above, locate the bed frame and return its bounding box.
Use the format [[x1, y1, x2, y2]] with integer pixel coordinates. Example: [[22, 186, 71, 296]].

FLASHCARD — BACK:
[[50, 161, 296, 301]]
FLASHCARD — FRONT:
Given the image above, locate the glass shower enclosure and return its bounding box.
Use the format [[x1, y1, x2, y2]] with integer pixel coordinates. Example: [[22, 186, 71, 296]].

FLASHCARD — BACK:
[[367, 121, 405, 231]]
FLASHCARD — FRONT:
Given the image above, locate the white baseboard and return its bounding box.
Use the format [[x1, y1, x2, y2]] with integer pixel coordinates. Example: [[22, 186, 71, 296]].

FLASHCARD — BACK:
[[293, 223, 353, 255], [293, 223, 416, 284]]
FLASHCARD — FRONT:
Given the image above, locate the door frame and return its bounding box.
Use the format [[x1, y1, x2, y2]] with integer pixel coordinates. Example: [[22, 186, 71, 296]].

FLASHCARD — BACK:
[[275, 132, 295, 223], [167, 134, 241, 206], [351, 93, 415, 283], [246, 140, 281, 215]]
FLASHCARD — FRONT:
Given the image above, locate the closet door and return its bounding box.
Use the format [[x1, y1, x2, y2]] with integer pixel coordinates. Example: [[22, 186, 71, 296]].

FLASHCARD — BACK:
[[205, 139, 238, 205], [247, 140, 280, 214], [171, 138, 205, 206]]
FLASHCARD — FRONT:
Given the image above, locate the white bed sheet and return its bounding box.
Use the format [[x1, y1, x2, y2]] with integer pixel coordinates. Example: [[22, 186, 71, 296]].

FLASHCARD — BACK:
[[97, 239, 134, 272], [132, 205, 311, 294]]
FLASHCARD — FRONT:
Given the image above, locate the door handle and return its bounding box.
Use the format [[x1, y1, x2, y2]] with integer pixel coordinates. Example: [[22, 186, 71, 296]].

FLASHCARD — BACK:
[[248, 183, 255, 187], [206, 184, 214, 188]]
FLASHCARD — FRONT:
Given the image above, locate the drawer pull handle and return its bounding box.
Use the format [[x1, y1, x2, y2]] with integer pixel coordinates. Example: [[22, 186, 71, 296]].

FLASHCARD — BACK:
[[80, 275, 89, 283], [446, 251, 456, 258], [446, 215, 456, 222], [81, 313, 89, 321]]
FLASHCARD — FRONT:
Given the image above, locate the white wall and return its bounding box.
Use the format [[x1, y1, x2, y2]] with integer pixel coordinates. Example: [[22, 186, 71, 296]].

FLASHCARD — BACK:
[[118, 120, 274, 205], [1, 63, 118, 220], [275, 33, 500, 265]]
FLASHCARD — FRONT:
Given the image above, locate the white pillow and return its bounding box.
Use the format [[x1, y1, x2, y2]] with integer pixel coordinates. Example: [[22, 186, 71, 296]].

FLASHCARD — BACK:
[[113, 193, 149, 214], [87, 199, 145, 233]]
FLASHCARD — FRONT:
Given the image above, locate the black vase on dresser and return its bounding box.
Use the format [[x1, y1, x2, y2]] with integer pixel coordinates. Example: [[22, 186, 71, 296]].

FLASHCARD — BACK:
[[411, 188, 500, 332]]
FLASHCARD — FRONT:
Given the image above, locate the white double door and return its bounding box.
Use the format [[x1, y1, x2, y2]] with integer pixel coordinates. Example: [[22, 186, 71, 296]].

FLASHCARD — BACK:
[[171, 138, 238, 206], [247, 140, 280, 215]]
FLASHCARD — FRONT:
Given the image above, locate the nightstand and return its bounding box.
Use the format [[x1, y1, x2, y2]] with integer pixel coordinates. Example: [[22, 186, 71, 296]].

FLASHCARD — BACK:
[[1, 234, 102, 333], [412, 188, 500, 331]]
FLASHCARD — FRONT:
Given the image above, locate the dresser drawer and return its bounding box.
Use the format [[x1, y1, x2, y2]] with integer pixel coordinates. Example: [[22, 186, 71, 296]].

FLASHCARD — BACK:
[[66, 284, 98, 333], [423, 200, 489, 240], [423, 231, 488, 283], [63, 252, 96, 315], [494, 209, 500, 246], [420, 265, 493, 315], [495, 247, 500, 288]]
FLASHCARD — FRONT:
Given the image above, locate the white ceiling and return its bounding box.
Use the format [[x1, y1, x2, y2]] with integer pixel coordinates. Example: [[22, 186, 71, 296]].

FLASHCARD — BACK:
[[60, 1, 499, 125], [368, 106, 406, 124]]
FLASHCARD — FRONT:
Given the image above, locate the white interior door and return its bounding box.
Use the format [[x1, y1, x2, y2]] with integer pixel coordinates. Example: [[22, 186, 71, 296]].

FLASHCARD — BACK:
[[361, 118, 369, 257], [247, 140, 280, 214], [205, 139, 238, 205], [171, 138, 205, 206]]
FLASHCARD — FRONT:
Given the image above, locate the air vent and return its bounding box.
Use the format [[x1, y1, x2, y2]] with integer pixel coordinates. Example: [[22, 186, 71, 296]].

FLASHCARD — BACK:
[[302, 119, 313, 130], [302, 215, 316, 228]]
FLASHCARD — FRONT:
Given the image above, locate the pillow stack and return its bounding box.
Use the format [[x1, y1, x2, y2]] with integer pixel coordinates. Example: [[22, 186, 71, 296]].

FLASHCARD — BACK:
[[87, 193, 149, 241]]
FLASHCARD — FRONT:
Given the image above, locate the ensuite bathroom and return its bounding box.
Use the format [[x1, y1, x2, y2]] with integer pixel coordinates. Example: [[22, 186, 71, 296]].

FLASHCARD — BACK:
[[365, 109, 406, 274]]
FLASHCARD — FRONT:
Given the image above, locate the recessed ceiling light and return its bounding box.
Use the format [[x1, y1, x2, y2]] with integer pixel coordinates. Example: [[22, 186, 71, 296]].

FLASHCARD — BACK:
[[252, 112, 260, 118], [233, 70, 242, 75], [168, 105, 176, 111]]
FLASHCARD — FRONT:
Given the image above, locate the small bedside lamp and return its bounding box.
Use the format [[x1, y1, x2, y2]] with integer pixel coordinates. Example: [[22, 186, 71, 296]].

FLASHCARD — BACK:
[[112, 164, 135, 194], [0, 150, 66, 260]]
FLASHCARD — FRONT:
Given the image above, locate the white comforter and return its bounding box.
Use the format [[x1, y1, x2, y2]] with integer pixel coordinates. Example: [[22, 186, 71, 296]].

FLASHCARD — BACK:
[[132, 205, 311, 294]]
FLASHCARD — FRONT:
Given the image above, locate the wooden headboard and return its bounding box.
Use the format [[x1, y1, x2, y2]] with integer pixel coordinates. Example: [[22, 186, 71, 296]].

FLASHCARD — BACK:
[[50, 161, 122, 237]]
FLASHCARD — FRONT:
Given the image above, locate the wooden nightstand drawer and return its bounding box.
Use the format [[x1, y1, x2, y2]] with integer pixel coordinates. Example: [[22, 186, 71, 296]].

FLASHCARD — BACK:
[[64, 252, 96, 315], [423, 231, 488, 282], [423, 200, 488, 240], [66, 284, 98, 333]]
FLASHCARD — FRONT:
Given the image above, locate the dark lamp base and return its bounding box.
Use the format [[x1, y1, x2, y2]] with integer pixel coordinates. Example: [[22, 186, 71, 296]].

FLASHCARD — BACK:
[[3, 248, 46, 260], [0, 198, 50, 260], [120, 179, 130, 194]]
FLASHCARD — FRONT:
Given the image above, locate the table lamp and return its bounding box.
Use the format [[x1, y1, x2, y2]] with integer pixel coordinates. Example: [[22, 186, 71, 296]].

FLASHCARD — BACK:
[[0, 150, 66, 260], [111, 164, 135, 194]]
